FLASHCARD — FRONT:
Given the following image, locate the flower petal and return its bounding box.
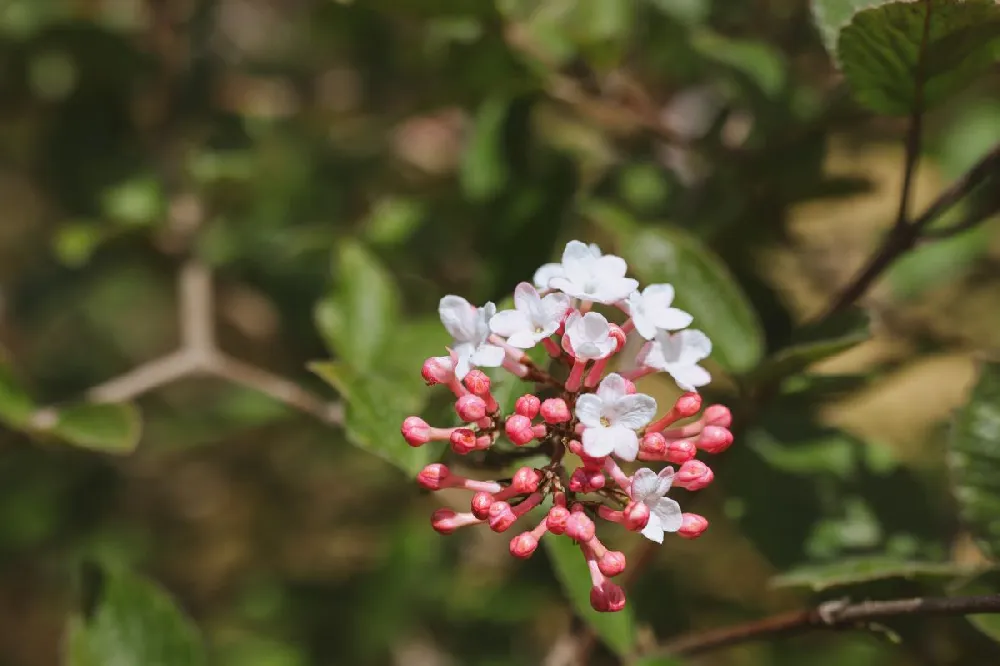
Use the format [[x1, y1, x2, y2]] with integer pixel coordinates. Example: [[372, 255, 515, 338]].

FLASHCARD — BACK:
[[561, 241, 597, 283], [655, 467, 675, 496], [541, 292, 571, 325], [610, 393, 657, 430], [676, 329, 712, 364], [470, 344, 505, 368], [651, 307, 694, 331], [594, 255, 628, 279], [596, 373, 628, 403], [669, 364, 712, 392], [505, 330, 539, 348], [533, 263, 564, 289], [630, 467, 660, 501], [643, 283, 675, 309], [651, 497, 683, 533], [574, 394, 604, 428], [439, 295, 477, 341], [580, 312, 611, 340], [548, 277, 583, 300], [611, 427, 639, 461], [489, 309, 530, 337], [513, 282, 539, 316], [632, 309, 658, 341], [640, 516, 665, 544], [593, 277, 640, 304], [582, 426, 615, 458]]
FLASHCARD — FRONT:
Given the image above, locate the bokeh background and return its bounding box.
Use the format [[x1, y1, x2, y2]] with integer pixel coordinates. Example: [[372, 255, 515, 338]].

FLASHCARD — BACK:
[[1, 1, 999, 665]]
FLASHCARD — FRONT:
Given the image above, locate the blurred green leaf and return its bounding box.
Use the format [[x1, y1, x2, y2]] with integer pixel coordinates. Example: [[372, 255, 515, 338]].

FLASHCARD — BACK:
[[947, 571, 1000, 644], [544, 536, 635, 658], [811, 0, 877, 54], [67, 568, 206, 666], [771, 556, 989, 591], [646, 0, 710, 26], [948, 360, 1000, 559], [835, 0, 1000, 115], [50, 403, 142, 455], [0, 356, 35, 428], [749, 428, 857, 479], [316, 241, 401, 373], [618, 225, 765, 373], [632, 657, 684, 666], [364, 197, 425, 247], [691, 30, 787, 97], [460, 95, 511, 201], [310, 361, 432, 476], [101, 176, 165, 227]]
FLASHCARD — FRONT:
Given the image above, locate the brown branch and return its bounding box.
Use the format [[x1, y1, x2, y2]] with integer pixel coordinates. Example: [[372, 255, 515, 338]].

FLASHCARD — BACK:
[[647, 594, 1000, 658]]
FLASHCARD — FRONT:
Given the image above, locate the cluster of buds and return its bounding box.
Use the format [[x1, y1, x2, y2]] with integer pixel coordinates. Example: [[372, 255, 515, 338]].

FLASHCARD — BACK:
[[402, 241, 734, 612]]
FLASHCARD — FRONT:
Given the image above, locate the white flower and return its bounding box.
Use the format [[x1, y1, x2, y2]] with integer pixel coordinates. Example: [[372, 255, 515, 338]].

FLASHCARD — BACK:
[[547, 241, 638, 304], [563, 311, 616, 360], [532, 242, 602, 289], [489, 282, 571, 349], [638, 329, 712, 391], [625, 284, 693, 340], [630, 467, 682, 544], [438, 295, 506, 379], [575, 373, 657, 461]]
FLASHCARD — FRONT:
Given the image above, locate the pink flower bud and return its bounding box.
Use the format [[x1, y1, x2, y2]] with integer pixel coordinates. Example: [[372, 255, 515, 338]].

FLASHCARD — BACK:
[[675, 392, 702, 417], [463, 370, 491, 396], [505, 414, 536, 446], [509, 532, 539, 558], [402, 416, 431, 447], [566, 513, 596, 542], [455, 394, 488, 422], [697, 426, 733, 454], [678, 512, 709, 539], [432, 508, 482, 534], [511, 467, 542, 494], [598, 551, 627, 577], [488, 501, 517, 532], [515, 394, 541, 418], [675, 460, 713, 490], [471, 491, 494, 519], [703, 404, 732, 428], [586, 469, 606, 490], [624, 501, 650, 531], [665, 439, 698, 464], [590, 582, 627, 613], [540, 398, 571, 423], [568, 468, 587, 493], [421, 356, 455, 385], [546, 506, 570, 535], [639, 432, 667, 458], [417, 463, 450, 490], [450, 428, 478, 455]]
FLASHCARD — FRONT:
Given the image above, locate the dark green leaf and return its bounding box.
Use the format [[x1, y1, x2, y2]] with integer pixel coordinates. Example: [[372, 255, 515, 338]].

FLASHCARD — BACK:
[[948, 360, 1000, 559], [49, 402, 143, 454], [66, 568, 206, 666], [811, 0, 879, 54], [459, 95, 510, 201], [632, 656, 685, 666], [0, 356, 35, 428], [544, 535, 635, 657], [771, 556, 989, 591], [837, 0, 1000, 115]]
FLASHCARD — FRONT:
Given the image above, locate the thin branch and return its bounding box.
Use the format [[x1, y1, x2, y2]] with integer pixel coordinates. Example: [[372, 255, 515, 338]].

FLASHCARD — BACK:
[[649, 594, 1000, 658], [86, 350, 200, 403]]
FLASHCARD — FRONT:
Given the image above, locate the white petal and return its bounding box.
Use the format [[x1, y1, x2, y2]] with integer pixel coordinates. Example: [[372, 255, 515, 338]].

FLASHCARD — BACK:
[[513, 282, 539, 315], [580, 312, 610, 340], [596, 373, 628, 403], [640, 516, 665, 544], [574, 394, 604, 428], [533, 263, 564, 289], [453, 344, 475, 379], [592, 337, 617, 359], [594, 255, 628, 279], [643, 283, 675, 309], [548, 276, 585, 300], [611, 427, 639, 461], [651, 307, 694, 331], [676, 329, 712, 364], [561, 241, 596, 283], [439, 295, 477, 341], [489, 310, 530, 337], [593, 277, 640, 304], [655, 467, 675, 496], [630, 467, 661, 501], [669, 364, 712, 392], [636, 340, 664, 370], [470, 344, 505, 368], [632, 309, 658, 340], [610, 394, 657, 430], [651, 497, 683, 533], [541, 292, 571, 325], [581, 426, 615, 458], [505, 330, 539, 348]]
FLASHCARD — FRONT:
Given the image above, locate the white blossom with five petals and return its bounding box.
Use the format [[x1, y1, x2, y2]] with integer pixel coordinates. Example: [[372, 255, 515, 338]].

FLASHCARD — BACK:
[[630, 467, 683, 543], [575, 373, 657, 461], [638, 329, 712, 392], [546, 241, 638, 304], [489, 282, 571, 348], [624, 284, 693, 340], [563, 311, 616, 360], [532, 242, 602, 290], [438, 295, 505, 380]]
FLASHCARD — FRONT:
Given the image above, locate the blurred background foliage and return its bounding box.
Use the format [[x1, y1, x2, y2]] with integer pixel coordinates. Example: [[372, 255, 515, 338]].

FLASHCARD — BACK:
[[0, 0, 999, 665]]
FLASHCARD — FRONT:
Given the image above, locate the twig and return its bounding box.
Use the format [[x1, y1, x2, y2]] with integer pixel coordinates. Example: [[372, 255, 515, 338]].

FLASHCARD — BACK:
[[647, 594, 1000, 658]]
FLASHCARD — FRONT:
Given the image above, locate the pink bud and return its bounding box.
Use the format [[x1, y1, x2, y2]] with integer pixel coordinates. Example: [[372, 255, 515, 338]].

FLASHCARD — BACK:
[[402, 416, 431, 447], [590, 582, 627, 613], [586, 469, 606, 490], [471, 491, 494, 519], [505, 414, 536, 446], [568, 468, 586, 493], [463, 370, 491, 396], [540, 398, 571, 423], [675, 392, 702, 417], [417, 463, 450, 490], [598, 551, 627, 577], [697, 426, 733, 454], [639, 431, 667, 458], [450, 428, 478, 455], [509, 532, 539, 558], [511, 467, 542, 494], [455, 394, 488, 422], [566, 513, 596, 542], [515, 394, 541, 419], [678, 512, 709, 539], [675, 460, 714, 490], [624, 501, 650, 531], [703, 404, 732, 428], [488, 501, 517, 532], [546, 506, 570, 535], [431, 508, 458, 534], [665, 439, 698, 464], [421, 356, 454, 385]]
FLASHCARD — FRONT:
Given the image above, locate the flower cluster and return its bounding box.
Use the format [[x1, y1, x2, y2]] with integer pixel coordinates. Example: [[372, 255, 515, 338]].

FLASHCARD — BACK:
[[402, 241, 733, 612]]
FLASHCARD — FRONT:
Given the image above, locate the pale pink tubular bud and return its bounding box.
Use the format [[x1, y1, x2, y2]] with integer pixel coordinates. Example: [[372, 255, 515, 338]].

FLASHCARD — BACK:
[[565, 359, 586, 393], [421, 356, 454, 385], [417, 463, 450, 490], [624, 501, 650, 532], [402, 416, 431, 447], [604, 457, 631, 491], [675, 460, 714, 490], [599, 550, 627, 577], [590, 582, 627, 613], [703, 404, 732, 428], [511, 467, 542, 494], [697, 426, 733, 454], [515, 394, 541, 419], [546, 506, 570, 535], [597, 505, 624, 525], [509, 532, 539, 558], [512, 492, 543, 518], [455, 394, 488, 422], [431, 508, 482, 534], [471, 491, 494, 519], [488, 501, 517, 532], [647, 391, 703, 432], [678, 512, 709, 539], [567, 439, 585, 457], [450, 428, 478, 455], [565, 512, 596, 542], [540, 398, 571, 423]]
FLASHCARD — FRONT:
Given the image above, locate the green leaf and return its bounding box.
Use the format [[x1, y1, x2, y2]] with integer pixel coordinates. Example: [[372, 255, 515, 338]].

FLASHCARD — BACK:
[[836, 0, 1000, 115], [948, 360, 1000, 560], [310, 361, 432, 476], [746, 310, 871, 389], [619, 226, 764, 373], [950, 571, 1000, 644], [459, 95, 510, 201], [66, 568, 207, 666], [49, 402, 143, 454], [646, 0, 710, 26], [632, 656, 684, 666], [315, 241, 401, 373], [544, 536, 635, 658], [101, 176, 165, 227], [690, 30, 787, 97], [771, 556, 989, 591], [811, 0, 878, 54], [0, 355, 35, 428]]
